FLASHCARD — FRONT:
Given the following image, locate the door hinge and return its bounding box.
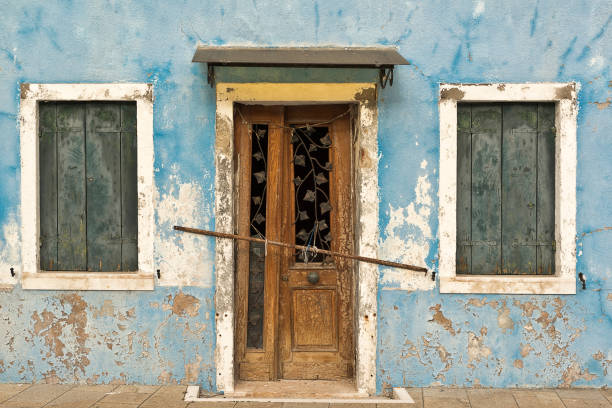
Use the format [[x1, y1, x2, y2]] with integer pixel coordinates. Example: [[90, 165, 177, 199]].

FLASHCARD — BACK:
[[511, 240, 556, 251], [460, 240, 498, 246]]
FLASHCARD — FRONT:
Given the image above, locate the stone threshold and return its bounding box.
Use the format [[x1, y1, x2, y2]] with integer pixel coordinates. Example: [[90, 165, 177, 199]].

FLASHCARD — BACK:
[[185, 386, 415, 404]]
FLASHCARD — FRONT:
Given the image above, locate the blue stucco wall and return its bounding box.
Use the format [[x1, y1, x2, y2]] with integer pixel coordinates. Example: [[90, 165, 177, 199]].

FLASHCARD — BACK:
[[0, 0, 610, 390]]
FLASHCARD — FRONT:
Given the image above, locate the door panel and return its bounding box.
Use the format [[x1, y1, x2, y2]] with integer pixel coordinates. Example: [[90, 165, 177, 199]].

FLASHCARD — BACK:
[[292, 288, 337, 349], [279, 106, 354, 380], [235, 104, 354, 381], [235, 106, 284, 381]]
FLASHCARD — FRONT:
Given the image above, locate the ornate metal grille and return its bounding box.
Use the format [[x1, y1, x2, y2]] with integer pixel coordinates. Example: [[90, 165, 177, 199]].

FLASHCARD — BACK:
[[246, 124, 267, 349], [291, 126, 333, 263]]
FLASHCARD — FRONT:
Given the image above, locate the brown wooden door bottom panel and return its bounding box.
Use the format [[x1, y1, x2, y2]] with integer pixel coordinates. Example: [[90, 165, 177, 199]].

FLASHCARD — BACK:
[[281, 361, 354, 380]]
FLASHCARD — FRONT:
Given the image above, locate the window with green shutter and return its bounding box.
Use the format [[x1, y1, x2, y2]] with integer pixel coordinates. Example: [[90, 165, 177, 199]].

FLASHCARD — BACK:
[[39, 102, 138, 272], [456, 103, 555, 275]]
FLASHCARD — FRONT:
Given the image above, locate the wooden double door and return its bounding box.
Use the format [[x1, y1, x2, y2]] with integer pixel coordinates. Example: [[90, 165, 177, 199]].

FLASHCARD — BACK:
[[235, 105, 355, 381]]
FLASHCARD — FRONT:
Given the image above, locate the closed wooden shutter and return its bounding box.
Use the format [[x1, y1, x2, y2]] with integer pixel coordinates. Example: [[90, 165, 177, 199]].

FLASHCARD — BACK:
[[456, 103, 555, 275], [39, 102, 138, 272]]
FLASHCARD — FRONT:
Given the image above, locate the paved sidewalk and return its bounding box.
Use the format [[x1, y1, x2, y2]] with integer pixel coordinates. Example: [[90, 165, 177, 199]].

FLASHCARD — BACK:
[[0, 384, 611, 408]]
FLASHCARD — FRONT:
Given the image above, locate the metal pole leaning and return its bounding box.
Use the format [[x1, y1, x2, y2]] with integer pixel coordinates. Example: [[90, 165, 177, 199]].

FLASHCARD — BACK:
[[173, 225, 428, 273]]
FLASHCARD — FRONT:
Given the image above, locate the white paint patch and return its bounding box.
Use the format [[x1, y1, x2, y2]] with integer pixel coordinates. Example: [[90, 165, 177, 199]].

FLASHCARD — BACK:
[[380, 167, 435, 291], [588, 55, 605, 70], [156, 174, 213, 287], [0, 217, 20, 286], [472, 0, 485, 18]]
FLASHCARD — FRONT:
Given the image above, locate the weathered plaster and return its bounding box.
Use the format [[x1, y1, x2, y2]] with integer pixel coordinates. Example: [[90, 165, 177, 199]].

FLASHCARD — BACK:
[[0, 287, 215, 385], [155, 175, 213, 287], [380, 163, 434, 291]]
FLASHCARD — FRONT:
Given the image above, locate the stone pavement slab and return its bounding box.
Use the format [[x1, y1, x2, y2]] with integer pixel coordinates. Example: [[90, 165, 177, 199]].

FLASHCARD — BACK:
[[467, 389, 517, 408], [141, 385, 188, 408], [510, 390, 565, 408], [95, 384, 160, 406], [0, 384, 31, 404], [0, 384, 611, 408], [1, 384, 72, 407], [422, 388, 470, 408], [45, 384, 117, 408]]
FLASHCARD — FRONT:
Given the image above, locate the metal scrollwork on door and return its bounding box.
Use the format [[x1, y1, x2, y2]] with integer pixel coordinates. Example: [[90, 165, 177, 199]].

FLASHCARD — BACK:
[[291, 125, 333, 263], [247, 124, 267, 349]]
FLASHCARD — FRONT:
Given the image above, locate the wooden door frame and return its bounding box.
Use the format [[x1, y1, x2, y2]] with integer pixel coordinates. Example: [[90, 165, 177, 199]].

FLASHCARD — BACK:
[[213, 83, 379, 395]]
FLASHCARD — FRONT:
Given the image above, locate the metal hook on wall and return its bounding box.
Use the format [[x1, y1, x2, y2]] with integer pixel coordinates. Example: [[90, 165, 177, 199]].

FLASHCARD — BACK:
[[578, 272, 586, 290]]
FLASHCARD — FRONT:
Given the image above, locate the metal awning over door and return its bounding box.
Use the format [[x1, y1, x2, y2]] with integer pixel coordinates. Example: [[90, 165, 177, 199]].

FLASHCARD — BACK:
[[192, 46, 410, 88]]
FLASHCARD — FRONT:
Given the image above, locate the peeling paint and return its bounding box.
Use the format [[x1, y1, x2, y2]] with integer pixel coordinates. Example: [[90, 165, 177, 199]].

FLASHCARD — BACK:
[[380, 171, 433, 291], [156, 176, 213, 288], [440, 87, 465, 100], [429, 304, 456, 335], [171, 292, 200, 317], [467, 331, 491, 362]]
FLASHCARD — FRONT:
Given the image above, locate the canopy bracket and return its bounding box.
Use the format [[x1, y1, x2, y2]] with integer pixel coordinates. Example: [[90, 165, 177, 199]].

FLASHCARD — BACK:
[[379, 67, 394, 88]]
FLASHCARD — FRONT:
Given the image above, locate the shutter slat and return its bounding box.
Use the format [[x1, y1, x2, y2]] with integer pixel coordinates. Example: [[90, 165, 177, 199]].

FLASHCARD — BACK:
[[456, 105, 472, 274], [86, 103, 122, 271], [470, 104, 502, 274], [536, 103, 556, 275], [501, 104, 538, 274], [39, 103, 59, 270], [120, 103, 138, 271], [56, 103, 87, 270]]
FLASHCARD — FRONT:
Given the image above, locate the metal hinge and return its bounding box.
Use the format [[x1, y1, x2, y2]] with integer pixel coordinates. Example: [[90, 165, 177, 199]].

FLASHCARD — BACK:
[[460, 240, 498, 246], [511, 240, 556, 251]]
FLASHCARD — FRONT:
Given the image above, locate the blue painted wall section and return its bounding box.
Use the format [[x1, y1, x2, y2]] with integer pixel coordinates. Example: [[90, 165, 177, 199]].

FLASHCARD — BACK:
[[0, 0, 610, 390]]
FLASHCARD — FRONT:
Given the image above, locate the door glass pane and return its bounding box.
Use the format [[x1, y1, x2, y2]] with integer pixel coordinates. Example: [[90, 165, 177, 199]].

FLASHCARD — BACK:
[[247, 124, 267, 349], [291, 126, 333, 263]]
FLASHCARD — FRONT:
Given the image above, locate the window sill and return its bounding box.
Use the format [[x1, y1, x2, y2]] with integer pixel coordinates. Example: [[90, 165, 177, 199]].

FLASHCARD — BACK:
[[440, 275, 575, 295], [21, 272, 155, 291]]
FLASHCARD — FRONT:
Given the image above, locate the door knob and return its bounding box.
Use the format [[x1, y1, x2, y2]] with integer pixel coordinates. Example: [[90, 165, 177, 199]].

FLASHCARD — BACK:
[[307, 271, 320, 285]]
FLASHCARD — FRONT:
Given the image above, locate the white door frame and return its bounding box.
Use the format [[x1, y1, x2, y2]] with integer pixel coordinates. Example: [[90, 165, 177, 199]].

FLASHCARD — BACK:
[[213, 83, 380, 395]]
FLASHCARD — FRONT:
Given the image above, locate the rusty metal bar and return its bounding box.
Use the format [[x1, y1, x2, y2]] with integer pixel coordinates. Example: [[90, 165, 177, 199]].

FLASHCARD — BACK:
[[173, 225, 428, 273]]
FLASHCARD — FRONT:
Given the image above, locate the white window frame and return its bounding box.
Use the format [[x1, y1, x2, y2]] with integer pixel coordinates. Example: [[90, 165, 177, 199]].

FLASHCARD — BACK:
[[438, 83, 578, 294], [19, 83, 155, 291]]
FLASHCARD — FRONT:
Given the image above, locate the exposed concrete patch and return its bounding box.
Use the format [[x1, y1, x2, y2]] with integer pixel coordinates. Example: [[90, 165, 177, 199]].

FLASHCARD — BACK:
[[440, 87, 465, 100], [497, 302, 515, 333], [31, 294, 91, 378], [429, 304, 456, 335], [184, 355, 203, 384], [561, 362, 597, 387], [520, 343, 534, 358], [467, 331, 491, 362], [172, 292, 201, 317]]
